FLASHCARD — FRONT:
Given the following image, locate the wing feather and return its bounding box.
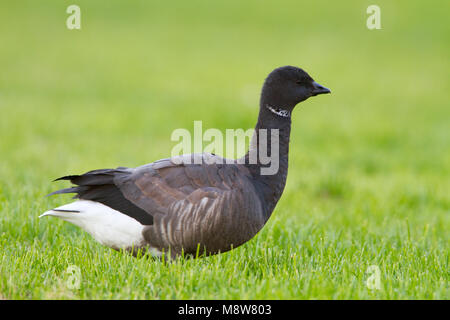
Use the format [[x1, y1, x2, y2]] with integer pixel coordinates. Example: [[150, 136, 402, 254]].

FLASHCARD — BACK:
[[49, 153, 264, 255]]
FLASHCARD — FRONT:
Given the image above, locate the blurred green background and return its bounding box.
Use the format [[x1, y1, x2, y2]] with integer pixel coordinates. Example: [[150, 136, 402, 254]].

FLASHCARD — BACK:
[[0, 0, 448, 299]]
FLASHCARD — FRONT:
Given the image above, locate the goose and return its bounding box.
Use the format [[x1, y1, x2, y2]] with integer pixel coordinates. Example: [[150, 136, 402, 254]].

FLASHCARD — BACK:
[[41, 66, 331, 258]]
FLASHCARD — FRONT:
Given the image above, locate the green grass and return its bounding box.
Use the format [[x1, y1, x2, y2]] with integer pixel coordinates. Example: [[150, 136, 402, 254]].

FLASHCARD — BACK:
[[0, 0, 448, 299]]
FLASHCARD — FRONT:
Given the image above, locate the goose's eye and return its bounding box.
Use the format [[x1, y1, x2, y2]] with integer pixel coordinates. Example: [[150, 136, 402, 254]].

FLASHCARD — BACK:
[[296, 80, 303, 85]]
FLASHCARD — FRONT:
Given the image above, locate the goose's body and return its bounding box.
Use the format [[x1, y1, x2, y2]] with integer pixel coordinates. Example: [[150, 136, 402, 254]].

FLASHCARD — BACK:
[[42, 66, 330, 258], [43, 154, 266, 257]]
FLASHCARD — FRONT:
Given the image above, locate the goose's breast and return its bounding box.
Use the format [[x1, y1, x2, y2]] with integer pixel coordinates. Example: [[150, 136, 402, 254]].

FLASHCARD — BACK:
[[143, 187, 265, 256]]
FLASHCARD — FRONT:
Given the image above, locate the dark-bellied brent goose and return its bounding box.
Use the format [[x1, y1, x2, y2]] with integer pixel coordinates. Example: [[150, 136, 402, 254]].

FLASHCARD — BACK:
[[41, 66, 331, 259]]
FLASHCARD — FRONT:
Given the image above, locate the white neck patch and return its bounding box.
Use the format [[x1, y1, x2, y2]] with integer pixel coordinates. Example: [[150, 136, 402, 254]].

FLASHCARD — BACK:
[[265, 104, 291, 118]]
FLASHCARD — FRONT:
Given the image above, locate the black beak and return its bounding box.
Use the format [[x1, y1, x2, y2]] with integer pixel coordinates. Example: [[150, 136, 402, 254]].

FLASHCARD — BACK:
[[311, 81, 331, 96]]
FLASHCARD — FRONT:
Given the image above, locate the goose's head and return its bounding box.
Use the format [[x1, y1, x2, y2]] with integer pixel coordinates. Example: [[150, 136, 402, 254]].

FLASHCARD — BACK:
[[261, 66, 331, 112]]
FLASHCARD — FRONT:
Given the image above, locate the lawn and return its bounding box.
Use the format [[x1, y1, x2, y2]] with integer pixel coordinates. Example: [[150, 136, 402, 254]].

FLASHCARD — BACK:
[[0, 0, 448, 299]]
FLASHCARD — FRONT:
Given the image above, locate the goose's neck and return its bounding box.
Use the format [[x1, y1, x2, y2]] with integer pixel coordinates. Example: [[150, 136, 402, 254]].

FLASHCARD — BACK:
[[242, 103, 292, 218]]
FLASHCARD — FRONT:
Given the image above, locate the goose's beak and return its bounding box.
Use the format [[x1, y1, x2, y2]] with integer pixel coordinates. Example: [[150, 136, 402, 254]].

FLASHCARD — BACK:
[[311, 81, 331, 96]]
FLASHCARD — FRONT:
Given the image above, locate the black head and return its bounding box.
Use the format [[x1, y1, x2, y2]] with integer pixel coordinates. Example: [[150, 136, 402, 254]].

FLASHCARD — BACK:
[[261, 66, 331, 111]]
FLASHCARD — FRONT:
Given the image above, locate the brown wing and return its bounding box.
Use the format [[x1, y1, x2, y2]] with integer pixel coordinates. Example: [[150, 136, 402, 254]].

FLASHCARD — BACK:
[[49, 167, 155, 225], [50, 153, 266, 255], [117, 153, 266, 255]]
